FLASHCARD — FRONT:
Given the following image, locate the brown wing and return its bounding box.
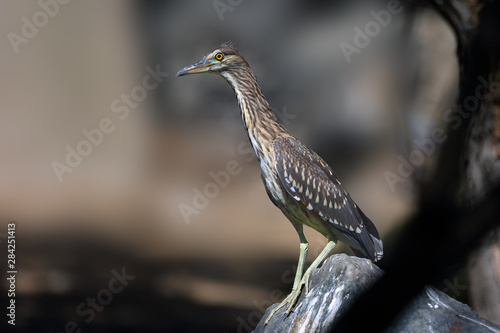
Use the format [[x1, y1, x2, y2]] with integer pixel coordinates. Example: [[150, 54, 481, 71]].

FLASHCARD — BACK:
[[273, 136, 383, 261]]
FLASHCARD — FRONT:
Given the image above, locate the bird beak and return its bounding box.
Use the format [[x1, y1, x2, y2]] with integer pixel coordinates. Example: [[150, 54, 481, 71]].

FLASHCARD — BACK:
[[176, 58, 216, 76]]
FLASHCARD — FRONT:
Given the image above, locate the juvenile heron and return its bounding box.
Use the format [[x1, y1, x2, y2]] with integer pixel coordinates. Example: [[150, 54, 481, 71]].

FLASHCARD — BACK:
[[177, 44, 383, 322]]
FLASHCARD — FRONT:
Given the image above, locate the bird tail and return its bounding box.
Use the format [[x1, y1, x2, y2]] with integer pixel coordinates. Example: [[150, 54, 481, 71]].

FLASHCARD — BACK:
[[354, 209, 383, 262]]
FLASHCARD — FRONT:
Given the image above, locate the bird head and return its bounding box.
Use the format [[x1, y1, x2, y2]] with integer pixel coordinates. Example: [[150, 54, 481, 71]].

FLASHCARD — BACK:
[[176, 45, 248, 77]]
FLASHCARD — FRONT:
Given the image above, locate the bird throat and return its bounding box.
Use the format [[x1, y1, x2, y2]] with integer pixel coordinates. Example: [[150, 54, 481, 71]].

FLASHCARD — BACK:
[[221, 68, 287, 162]]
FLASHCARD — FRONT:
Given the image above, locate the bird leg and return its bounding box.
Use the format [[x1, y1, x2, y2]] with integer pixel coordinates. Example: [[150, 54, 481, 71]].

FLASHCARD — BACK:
[[265, 238, 337, 324], [265, 235, 308, 324], [293, 239, 336, 299]]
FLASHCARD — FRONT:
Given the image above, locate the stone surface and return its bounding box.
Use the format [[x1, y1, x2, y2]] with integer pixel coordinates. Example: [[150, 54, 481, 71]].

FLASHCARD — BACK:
[[387, 286, 500, 333], [253, 254, 382, 332], [253, 253, 500, 333]]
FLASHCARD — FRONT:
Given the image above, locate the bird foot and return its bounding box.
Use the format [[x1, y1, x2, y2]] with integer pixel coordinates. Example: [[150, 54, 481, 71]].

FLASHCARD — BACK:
[[264, 275, 310, 325]]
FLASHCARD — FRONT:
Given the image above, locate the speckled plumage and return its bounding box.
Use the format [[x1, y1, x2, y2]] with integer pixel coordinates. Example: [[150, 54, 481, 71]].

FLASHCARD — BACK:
[[187, 45, 383, 261], [177, 44, 383, 319]]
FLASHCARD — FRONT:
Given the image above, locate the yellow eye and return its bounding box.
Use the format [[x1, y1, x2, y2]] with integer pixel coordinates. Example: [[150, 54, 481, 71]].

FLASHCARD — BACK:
[[215, 52, 224, 61]]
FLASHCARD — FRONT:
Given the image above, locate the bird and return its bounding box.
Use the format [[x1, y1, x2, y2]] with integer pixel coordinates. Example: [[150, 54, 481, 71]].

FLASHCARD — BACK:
[[176, 43, 383, 323]]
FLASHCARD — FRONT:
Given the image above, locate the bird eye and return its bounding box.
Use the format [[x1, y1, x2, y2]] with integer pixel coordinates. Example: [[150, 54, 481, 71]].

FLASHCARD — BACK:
[[215, 52, 224, 61]]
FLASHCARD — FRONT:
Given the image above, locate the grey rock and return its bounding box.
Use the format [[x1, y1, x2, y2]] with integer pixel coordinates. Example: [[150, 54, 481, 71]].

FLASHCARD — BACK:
[[387, 286, 500, 333], [253, 253, 500, 333], [253, 253, 382, 333]]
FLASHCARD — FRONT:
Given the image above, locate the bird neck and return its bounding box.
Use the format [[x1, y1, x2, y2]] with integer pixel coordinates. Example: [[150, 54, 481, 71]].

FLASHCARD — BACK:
[[222, 68, 287, 161]]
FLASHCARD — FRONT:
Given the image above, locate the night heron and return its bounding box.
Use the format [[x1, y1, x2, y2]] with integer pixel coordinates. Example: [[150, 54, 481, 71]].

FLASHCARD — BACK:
[[176, 43, 383, 323]]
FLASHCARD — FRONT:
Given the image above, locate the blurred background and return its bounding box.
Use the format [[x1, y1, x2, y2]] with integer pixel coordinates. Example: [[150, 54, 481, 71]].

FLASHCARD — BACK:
[[2, 0, 496, 332]]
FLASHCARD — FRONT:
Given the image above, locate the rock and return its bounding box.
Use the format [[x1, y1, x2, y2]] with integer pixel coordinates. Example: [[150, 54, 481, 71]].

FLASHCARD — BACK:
[[253, 253, 500, 333], [253, 253, 382, 332], [387, 286, 500, 333]]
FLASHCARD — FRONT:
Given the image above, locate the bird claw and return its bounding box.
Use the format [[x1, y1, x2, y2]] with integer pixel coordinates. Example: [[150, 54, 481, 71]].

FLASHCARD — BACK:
[[264, 276, 309, 324], [264, 294, 293, 325]]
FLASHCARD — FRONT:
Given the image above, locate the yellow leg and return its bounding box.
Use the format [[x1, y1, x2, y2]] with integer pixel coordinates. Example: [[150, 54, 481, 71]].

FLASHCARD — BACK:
[[265, 231, 308, 324], [291, 239, 336, 303], [265, 239, 337, 324]]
